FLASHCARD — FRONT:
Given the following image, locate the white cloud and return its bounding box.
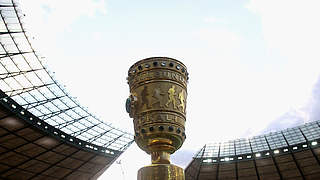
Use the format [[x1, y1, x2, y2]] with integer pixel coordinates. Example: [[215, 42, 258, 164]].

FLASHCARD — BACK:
[[21, 0, 107, 31], [245, 0, 320, 129], [193, 28, 242, 51], [20, 0, 107, 55], [203, 17, 228, 24], [246, 0, 320, 65]]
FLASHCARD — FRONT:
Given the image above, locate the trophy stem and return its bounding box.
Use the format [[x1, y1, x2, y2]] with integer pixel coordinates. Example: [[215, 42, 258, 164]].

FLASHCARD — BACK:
[[151, 151, 171, 164]]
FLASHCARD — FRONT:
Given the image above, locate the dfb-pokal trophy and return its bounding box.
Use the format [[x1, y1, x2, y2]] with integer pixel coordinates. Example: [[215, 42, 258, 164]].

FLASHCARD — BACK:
[[126, 57, 188, 180]]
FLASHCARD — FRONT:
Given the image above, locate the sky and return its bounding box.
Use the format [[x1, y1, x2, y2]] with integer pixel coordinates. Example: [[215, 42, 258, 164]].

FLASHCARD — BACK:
[[19, 0, 320, 179]]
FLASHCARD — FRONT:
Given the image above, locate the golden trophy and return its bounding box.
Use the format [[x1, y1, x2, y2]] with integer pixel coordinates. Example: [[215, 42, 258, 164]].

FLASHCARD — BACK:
[[126, 57, 188, 180]]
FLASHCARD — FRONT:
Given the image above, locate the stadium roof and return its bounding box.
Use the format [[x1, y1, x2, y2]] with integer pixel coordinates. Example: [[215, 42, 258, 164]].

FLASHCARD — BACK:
[[185, 120, 320, 179], [0, 1, 134, 178], [0, 0, 133, 154]]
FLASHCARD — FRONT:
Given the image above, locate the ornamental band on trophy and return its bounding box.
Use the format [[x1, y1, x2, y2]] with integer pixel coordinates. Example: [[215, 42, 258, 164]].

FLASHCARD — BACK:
[[126, 57, 189, 180]]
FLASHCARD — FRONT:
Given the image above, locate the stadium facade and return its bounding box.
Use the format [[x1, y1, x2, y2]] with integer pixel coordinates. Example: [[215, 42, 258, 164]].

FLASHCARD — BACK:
[[0, 0, 133, 179], [185, 121, 320, 180]]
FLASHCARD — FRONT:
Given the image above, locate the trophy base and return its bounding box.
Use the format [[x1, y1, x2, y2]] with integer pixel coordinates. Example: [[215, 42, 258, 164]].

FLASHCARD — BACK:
[[137, 164, 185, 180]]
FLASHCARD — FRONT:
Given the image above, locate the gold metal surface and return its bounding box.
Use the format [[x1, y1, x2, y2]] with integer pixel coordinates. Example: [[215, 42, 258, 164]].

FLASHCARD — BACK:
[[137, 164, 185, 180], [126, 57, 188, 180]]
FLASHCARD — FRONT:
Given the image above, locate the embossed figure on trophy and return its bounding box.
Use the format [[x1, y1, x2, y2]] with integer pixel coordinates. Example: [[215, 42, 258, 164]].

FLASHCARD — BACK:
[[178, 90, 185, 113], [126, 58, 188, 180], [152, 86, 165, 108], [165, 85, 177, 109], [131, 92, 138, 114], [140, 86, 151, 109]]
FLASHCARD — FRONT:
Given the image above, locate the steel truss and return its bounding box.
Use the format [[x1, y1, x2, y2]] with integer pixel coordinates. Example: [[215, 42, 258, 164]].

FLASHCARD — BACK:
[[0, 0, 133, 156]]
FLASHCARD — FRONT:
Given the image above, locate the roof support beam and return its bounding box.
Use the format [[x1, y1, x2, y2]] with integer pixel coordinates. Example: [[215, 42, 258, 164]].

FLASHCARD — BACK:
[[0, 51, 32, 58], [195, 145, 206, 180], [248, 139, 261, 180], [264, 135, 283, 180], [62, 151, 99, 179], [0, 132, 64, 175], [55, 115, 89, 129], [0, 131, 46, 157], [88, 128, 114, 143], [27, 145, 82, 179], [0, 31, 23, 35], [4, 83, 54, 97], [233, 141, 239, 180], [0, 5, 15, 7], [39, 106, 76, 121], [281, 132, 306, 180], [0, 68, 43, 80], [21, 95, 66, 110], [71, 123, 100, 137], [298, 127, 320, 166], [215, 144, 220, 180], [103, 134, 124, 148]]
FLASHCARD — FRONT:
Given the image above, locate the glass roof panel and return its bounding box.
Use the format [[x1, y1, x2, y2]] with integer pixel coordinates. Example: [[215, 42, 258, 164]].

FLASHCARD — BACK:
[[0, 2, 133, 152], [282, 127, 305, 145], [219, 140, 235, 156], [300, 122, 320, 141], [265, 131, 287, 149], [235, 138, 251, 155], [249, 135, 269, 152]]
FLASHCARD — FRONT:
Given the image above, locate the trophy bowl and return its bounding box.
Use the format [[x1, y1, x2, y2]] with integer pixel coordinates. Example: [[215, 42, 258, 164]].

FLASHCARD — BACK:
[[126, 57, 188, 180]]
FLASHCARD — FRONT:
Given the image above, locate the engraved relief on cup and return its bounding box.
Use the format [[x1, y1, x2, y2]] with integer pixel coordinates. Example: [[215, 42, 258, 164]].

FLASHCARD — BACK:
[[126, 57, 188, 155]]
